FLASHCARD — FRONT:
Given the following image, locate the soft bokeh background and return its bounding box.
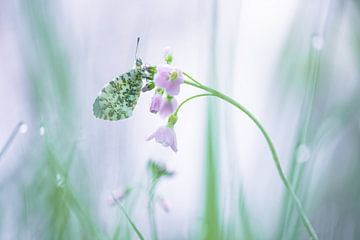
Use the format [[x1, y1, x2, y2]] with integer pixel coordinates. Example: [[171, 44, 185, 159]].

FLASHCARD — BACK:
[[1, 0, 360, 239]]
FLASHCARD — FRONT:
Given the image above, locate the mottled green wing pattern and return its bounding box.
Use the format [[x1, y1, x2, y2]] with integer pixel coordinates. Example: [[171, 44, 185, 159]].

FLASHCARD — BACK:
[[93, 69, 142, 120]]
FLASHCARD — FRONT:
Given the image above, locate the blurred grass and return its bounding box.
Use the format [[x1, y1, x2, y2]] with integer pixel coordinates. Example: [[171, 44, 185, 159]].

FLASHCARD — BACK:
[[276, 36, 322, 239], [16, 1, 106, 239], [202, 0, 221, 239], [220, 3, 254, 239], [1, 0, 360, 239], [274, 1, 360, 239]]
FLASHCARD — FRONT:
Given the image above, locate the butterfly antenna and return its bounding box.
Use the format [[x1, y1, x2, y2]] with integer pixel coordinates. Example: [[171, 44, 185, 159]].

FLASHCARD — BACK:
[[135, 37, 140, 60]]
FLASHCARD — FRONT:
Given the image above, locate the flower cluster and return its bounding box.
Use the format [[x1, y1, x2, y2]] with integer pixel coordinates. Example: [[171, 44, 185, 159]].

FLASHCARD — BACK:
[[146, 47, 183, 152]]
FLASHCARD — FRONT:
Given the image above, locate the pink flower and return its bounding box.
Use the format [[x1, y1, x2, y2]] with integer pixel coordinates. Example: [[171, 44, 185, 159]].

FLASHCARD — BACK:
[[147, 126, 178, 152], [158, 197, 170, 213], [149, 92, 163, 114], [154, 64, 184, 96], [159, 97, 178, 118]]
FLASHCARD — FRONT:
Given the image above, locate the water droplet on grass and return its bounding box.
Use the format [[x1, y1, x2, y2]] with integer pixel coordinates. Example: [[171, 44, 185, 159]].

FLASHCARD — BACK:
[[39, 126, 45, 136], [19, 123, 28, 134], [56, 173, 65, 187]]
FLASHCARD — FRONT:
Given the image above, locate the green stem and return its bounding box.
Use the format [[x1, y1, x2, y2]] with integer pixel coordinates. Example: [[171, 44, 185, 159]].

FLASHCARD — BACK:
[[114, 199, 144, 240], [148, 181, 159, 240], [175, 93, 214, 115], [184, 73, 202, 86], [182, 73, 318, 240]]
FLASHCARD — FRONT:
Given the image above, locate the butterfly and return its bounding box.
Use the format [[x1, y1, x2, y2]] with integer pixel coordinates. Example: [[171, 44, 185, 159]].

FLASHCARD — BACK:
[[93, 39, 156, 121]]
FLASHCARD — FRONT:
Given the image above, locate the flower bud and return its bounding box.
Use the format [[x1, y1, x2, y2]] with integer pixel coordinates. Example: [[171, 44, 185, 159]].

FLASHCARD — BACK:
[[167, 114, 178, 128], [164, 46, 173, 64], [146, 65, 157, 74], [141, 82, 155, 92], [135, 58, 143, 68], [150, 92, 163, 114], [156, 88, 164, 95]]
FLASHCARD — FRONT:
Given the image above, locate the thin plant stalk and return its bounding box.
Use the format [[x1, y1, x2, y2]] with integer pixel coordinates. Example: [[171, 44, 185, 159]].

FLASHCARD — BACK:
[[0, 121, 24, 161], [181, 72, 319, 240], [148, 180, 159, 240], [285, 45, 322, 239], [113, 198, 145, 240], [175, 94, 214, 115]]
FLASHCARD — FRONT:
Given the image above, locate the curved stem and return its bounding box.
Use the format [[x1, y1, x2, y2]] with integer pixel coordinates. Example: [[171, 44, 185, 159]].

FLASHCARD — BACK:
[[183, 75, 318, 240], [175, 93, 214, 115]]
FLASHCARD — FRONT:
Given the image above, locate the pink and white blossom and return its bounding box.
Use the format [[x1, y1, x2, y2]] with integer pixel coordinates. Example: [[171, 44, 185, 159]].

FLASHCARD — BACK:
[[154, 64, 184, 96], [147, 126, 178, 152], [159, 97, 178, 118]]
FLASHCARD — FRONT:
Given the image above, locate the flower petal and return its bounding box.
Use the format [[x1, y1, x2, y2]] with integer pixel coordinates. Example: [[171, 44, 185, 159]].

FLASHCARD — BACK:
[[165, 82, 181, 96], [159, 98, 178, 118], [147, 126, 178, 152], [149, 93, 163, 114]]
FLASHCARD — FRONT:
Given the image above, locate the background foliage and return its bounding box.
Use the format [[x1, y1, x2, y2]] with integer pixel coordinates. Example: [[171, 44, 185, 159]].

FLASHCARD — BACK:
[[1, 0, 359, 239]]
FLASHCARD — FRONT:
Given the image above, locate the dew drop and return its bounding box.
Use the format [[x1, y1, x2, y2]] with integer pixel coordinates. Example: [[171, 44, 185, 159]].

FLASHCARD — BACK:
[[19, 123, 28, 134], [56, 173, 65, 187], [39, 126, 45, 136]]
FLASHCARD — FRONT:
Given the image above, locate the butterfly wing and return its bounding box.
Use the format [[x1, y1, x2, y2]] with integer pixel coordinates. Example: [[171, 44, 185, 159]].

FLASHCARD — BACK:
[[93, 69, 142, 120]]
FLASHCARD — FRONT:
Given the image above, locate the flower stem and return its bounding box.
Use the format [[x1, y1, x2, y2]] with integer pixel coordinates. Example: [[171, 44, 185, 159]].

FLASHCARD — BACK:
[[183, 72, 318, 240], [148, 181, 159, 240], [175, 94, 215, 116], [113, 198, 145, 240], [184, 74, 202, 86]]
